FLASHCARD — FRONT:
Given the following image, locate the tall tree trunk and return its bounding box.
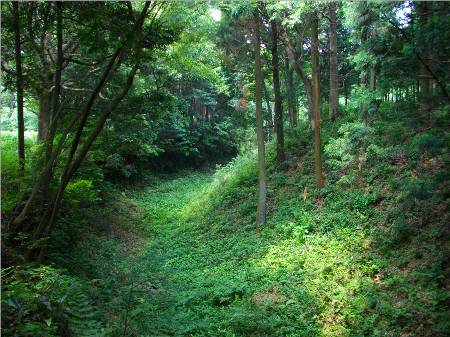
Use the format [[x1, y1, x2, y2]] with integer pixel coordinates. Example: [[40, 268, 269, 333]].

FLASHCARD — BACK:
[[270, 19, 285, 164], [33, 2, 152, 261], [369, 65, 376, 91], [37, 90, 51, 141], [262, 80, 274, 139], [417, 1, 432, 119], [14, 2, 152, 234], [45, 1, 63, 164], [328, 1, 339, 120], [311, 13, 324, 188], [280, 27, 313, 121], [13, 2, 25, 172], [254, 4, 266, 232], [284, 56, 297, 127], [344, 79, 348, 105]]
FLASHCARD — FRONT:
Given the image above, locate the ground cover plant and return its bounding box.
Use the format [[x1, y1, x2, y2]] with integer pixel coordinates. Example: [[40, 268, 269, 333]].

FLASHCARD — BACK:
[[1, 1, 449, 336]]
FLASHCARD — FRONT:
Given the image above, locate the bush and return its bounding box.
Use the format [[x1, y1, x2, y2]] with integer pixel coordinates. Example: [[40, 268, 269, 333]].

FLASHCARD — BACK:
[[411, 131, 445, 156], [65, 179, 100, 207], [324, 122, 374, 170], [98, 109, 241, 179], [285, 124, 311, 155]]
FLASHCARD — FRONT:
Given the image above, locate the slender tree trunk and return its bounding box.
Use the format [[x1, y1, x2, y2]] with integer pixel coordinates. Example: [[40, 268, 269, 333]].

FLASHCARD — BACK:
[[280, 27, 313, 121], [14, 2, 152, 235], [13, 2, 25, 172], [33, 3, 151, 261], [416, 79, 419, 102], [284, 57, 293, 127], [311, 13, 324, 188], [417, 1, 433, 120], [262, 80, 274, 138], [37, 90, 51, 141], [369, 65, 376, 91], [45, 2, 63, 163], [360, 71, 368, 86], [328, 1, 339, 120], [270, 19, 285, 164], [254, 4, 266, 231], [284, 56, 297, 127], [285, 44, 313, 120], [344, 79, 348, 105], [418, 2, 432, 97]]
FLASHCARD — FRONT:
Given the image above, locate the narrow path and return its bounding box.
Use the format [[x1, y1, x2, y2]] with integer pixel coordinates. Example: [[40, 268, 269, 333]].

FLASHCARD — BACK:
[[132, 172, 217, 335], [129, 171, 322, 336]]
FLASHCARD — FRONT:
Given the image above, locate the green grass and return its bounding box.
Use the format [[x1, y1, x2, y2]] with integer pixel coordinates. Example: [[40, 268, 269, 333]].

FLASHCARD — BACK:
[[124, 149, 447, 336], [116, 116, 448, 336], [2, 111, 449, 336]]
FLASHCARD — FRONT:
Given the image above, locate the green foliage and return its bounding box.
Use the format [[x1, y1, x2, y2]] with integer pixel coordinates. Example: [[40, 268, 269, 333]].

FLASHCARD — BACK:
[[2, 265, 103, 337], [284, 124, 311, 155], [2, 1, 449, 337], [0, 91, 38, 131], [218, 151, 257, 180], [324, 121, 374, 171], [3, 113, 448, 336], [100, 111, 240, 177], [411, 131, 445, 156], [346, 85, 380, 118], [65, 179, 100, 206], [0, 132, 39, 215]]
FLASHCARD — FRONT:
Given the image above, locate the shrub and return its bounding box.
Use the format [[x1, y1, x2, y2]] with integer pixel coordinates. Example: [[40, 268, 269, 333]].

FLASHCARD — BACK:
[[411, 131, 445, 156], [325, 122, 374, 170], [285, 124, 311, 155], [65, 179, 100, 207]]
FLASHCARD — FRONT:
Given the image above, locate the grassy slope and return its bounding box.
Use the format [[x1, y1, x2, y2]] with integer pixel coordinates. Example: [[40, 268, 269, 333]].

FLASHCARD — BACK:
[[127, 116, 448, 336], [2, 110, 449, 336]]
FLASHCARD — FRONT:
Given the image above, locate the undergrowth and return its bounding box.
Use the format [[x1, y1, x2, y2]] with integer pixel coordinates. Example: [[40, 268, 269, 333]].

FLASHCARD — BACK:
[[2, 104, 449, 336]]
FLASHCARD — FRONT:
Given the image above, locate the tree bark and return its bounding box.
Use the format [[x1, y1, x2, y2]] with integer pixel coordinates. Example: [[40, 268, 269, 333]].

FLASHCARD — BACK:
[[311, 13, 324, 188], [284, 55, 297, 127], [280, 27, 313, 121], [262, 80, 274, 139], [33, 3, 152, 261], [417, 1, 433, 118], [270, 19, 285, 164], [38, 90, 51, 141], [344, 79, 348, 105], [13, 2, 152, 235], [328, 1, 339, 120], [254, 4, 266, 231], [369, 65, 376, 91], [13, 2, 25, 172], [417, 2, 432, 97], [45, 1, 63, 165]]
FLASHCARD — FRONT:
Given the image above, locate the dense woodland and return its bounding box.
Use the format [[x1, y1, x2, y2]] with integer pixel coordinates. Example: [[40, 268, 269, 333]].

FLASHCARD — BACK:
[[1, 1, 449, 336]]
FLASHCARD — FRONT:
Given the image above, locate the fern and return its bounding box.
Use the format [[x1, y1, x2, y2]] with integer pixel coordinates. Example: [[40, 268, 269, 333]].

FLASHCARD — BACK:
[[1, 265, 104, 337]]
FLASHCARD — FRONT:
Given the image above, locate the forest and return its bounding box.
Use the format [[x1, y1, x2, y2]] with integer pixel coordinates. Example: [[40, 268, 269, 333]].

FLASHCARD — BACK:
[[1, 0, 449, 336]]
